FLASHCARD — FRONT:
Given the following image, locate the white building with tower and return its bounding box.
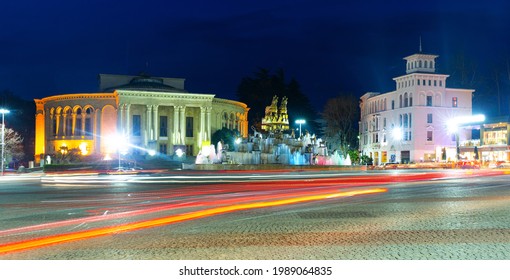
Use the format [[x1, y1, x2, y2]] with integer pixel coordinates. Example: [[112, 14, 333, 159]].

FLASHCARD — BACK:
[[359, 50, 474, 165]]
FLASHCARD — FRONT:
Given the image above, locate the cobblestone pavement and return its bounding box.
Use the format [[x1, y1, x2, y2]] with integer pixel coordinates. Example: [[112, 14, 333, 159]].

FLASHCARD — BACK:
[[4, 178, 510, 260]]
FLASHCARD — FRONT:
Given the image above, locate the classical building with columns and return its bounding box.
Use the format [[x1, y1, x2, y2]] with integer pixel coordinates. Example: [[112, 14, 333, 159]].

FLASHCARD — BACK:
[[34, 74, 249, 163]]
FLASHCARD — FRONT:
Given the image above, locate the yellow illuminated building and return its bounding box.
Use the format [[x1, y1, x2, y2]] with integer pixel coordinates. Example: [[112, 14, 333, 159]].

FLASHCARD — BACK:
[[34, 74, 249, 163]]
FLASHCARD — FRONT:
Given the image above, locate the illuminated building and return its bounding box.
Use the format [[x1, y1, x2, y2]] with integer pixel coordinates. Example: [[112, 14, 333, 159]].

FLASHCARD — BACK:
[[34, 74, 249, 163], [477, 116, 510, 162], [359, 50, 474, 164]]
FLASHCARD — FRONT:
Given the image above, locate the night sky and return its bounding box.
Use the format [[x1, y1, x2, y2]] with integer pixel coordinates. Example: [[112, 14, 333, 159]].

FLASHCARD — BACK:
[[2, 0, 510, 111]]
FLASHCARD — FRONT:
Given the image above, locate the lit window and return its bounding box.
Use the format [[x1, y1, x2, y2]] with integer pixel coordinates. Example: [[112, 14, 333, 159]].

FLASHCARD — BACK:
[[452, 97, 458, 107], [427, 131, 433, 141]]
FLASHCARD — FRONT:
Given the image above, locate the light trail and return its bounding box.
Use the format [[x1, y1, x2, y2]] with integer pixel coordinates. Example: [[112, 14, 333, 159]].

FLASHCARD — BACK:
[[0, 187, 387, 255]]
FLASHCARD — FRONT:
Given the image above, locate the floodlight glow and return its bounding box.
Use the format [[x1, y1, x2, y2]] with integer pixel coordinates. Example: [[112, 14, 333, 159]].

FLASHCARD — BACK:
[[235, 138, 241, 144], [175, 148, 184, 157], [79, 142, 88, 156], [295, 119, 306, 137], [392, 127, 402, 141], [148, 150, 156, 156]]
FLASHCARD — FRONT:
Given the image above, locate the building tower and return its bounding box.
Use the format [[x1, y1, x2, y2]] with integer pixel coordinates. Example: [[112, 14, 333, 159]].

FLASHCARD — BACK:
[[359, 49, 474, 165]]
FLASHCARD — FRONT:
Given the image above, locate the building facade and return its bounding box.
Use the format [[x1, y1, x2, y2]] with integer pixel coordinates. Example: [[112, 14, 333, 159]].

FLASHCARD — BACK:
[[359, 52, 474, 165], [477, 116, 510, 162], [34, 74, 249, 163]]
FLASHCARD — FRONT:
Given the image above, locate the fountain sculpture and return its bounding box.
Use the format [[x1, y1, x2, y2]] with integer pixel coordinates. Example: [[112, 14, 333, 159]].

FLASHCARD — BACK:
[[196, 96, 351, 166]]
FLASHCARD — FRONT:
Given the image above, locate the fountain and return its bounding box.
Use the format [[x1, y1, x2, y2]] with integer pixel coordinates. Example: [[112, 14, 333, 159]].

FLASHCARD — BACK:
[[195, 95, 353, 167]]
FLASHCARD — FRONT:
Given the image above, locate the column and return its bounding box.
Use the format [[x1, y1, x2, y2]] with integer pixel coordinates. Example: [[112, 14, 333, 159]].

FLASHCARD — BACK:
[[55, 113, 60, 137], [117, 103, 124, 135], [62, 113, 67, 136], [81, 112, 86, 137], [206, 107, 212, 142], [125, 103, 131, 137], [94, 108, 100, 154], [180, 106, 186, 144], [173, 106, 179, 144], [153, 105, 159, 141], [200, 106, 205, 144], [146, 105, 153, 142]]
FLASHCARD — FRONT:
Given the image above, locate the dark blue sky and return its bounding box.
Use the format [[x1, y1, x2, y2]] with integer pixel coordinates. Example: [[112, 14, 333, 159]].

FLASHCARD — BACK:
[[1, 0, 510, 111]]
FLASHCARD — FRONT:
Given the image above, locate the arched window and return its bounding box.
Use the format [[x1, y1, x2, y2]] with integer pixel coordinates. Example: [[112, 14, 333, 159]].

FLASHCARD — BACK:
[[399, 95, 403, 108], [75, 108, 83, 136], [404, 93, 409, 107], [64, 107, 72, 136], [409, 93, 413, 106], [85, 107, 93, 136]]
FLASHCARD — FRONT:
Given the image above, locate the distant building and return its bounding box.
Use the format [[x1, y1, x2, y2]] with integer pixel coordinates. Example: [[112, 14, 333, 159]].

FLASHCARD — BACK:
[[477, 116, 510, 162], [34, 74, 249, 163], [359, 51, 474, 164]]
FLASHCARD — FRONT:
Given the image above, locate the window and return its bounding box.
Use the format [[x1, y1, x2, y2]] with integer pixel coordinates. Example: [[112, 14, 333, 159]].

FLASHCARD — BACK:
[[427, 131, 433, 141], [391, 100, 395, 110], [399, 95, 402, 108], [383, 118, 387, 129], [159, 144, 167, 155], [404, 114, 408, 127], [186, 116, 194, 137], [404, 93, 408, 107], [160, 116, 168, 137], [65, 115, 72, 136], [52, 118, 57, 136], [409, 95, 413, 106], [132, 115, 141, 136], [452, 97, 458, 107], [439, 80, 443, 87], [426, 96, 433, 106], [84, 108, 93, 136], [434, 80, 437, 87], [427, 113, 433, 124], [417, 79, 420, 86], [428, 80, 431, 86]]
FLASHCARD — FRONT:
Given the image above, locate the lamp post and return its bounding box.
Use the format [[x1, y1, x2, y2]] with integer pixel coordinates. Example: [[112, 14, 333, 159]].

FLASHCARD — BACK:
[[0, 108, 10, 176], [295, 119, 306, 138]]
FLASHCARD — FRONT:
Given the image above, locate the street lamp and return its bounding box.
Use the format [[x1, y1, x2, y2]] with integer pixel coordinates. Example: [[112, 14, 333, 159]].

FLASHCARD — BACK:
[[295, 119, 306, 138], [0, 108, 10, 176]]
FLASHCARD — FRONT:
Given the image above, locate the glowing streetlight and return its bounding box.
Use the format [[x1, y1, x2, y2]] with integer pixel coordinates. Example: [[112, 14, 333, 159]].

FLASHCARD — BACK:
[[392, 127, 403, 141], [0, 108, 10, 176], [295, 119, 306, 138]]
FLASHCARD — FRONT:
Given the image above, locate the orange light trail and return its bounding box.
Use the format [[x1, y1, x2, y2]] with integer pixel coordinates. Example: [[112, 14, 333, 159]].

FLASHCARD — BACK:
[[0, 187, 386, 255]]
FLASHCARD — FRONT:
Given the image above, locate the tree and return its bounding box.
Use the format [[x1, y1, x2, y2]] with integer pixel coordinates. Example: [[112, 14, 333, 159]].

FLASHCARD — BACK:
[[0, 90, 35, 162], [3, 127, 24, 168], [236, 68, 319, 134], [321, 95, 359, 157], [211, 127, 240, 152]]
